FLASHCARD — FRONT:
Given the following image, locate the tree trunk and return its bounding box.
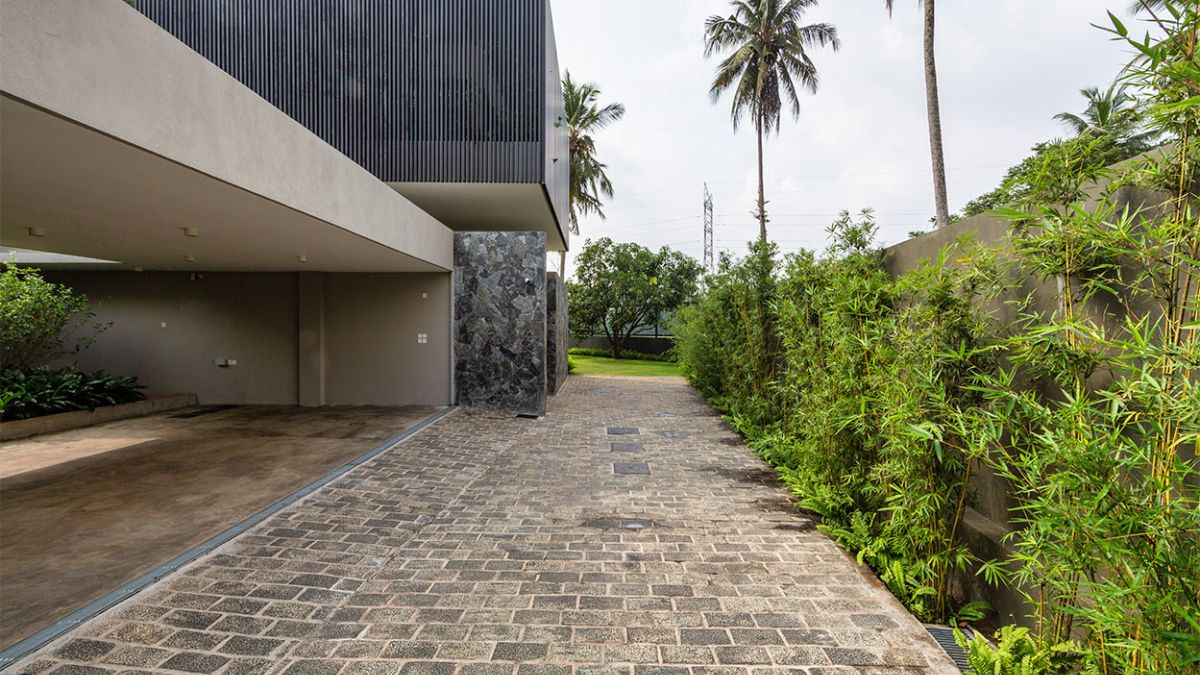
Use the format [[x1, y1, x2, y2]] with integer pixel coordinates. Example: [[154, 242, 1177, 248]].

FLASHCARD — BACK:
[[756, 111, 768, 242], [923, 0, 950, 229]]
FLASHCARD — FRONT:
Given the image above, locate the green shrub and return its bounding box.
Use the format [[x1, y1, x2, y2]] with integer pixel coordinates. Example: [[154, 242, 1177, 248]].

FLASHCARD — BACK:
[[955, 626, 1088, 675], [568, 347, 675, 362], [676, 212, 1000, 623], [1, 367, 145, 421], [567, 356, 577, 373], [0, 265, 105, 369]]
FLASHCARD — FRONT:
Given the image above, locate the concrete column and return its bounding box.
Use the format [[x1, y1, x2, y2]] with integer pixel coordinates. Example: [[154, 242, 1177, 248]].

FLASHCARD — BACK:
[[297, 272, 326, 406]]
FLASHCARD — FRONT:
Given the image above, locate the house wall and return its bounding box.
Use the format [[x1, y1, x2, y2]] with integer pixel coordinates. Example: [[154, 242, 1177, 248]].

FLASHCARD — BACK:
[[46, 272, 300, 404], [43, 271, 452, 407], [324, 273, 452, 406], [132, 0, 565, 199]]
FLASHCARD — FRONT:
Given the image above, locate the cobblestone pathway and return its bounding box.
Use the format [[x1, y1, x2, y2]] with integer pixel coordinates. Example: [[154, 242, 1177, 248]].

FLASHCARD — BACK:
[[17, 376, 957, 674]]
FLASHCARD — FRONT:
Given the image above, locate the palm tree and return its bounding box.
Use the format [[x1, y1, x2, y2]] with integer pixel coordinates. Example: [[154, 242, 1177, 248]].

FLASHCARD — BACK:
[[1054, 84, 1158, 156], [884, 0, 950, 229], [563, 72, 625, 233], [1054, 85, 1138, 137], [704, 0, 839, 242]]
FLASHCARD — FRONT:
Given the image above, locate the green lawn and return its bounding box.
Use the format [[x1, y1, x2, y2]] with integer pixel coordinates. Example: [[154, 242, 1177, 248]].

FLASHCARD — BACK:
[[569, 354, 682, 377]]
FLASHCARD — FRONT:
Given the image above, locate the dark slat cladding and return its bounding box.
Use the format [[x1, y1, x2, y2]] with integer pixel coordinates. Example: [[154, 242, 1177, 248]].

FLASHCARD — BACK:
[[134, 0, 549, 185]]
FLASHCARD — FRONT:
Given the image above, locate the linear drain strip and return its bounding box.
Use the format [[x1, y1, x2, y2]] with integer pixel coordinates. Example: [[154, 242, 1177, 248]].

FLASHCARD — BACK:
[[0, 406, 458, 670], [168, 404, 238, 419], [924, 624, 974, 672]]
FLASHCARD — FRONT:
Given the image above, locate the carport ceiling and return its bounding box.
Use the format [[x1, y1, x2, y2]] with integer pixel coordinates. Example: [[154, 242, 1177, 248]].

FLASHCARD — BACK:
[[0, 96, 445, 273]]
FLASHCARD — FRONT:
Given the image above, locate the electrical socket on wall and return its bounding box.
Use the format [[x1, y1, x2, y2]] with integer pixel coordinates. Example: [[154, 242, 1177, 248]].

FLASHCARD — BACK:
[[214, 358, 237, 367], [416, 333, 428, 344]]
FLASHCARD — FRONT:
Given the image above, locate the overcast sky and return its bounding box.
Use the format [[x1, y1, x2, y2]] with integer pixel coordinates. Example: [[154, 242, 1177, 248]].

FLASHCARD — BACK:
[[549, 0, 1143, 274]]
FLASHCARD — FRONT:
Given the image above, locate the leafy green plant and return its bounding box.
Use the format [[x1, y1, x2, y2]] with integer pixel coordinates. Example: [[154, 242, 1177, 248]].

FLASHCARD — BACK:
[[955, 625, 1089, 675], [568, 347, 676, 362], [0, 265, 107, 369], [677, 211, 1001, 623], [1, 367, 145, 421]]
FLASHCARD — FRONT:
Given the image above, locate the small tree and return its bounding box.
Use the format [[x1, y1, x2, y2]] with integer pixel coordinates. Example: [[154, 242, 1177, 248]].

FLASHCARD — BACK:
[[0, 265, 104, 370], [568, 238, 703, 359]]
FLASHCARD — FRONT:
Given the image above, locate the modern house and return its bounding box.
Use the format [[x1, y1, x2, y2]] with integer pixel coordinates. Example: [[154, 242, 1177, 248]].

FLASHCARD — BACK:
[[0, 0, 570, 415]]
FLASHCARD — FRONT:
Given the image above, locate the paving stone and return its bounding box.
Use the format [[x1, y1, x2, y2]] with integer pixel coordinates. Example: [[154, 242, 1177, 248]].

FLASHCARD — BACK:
[[12, 378, 957, 675], [159, 652, 231, 673], [492, 642, 549, 661], [51, 639, 114, 662], [610, 442, 644, 452]]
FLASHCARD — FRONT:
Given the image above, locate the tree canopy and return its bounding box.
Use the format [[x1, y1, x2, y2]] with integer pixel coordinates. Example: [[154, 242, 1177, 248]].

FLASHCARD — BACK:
[[567, 238, 703, 359]]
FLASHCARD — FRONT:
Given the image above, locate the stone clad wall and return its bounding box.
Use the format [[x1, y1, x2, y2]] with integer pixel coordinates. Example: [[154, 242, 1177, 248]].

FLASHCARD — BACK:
[[453, 232, 547, 416], [546, 272, 569, 395]]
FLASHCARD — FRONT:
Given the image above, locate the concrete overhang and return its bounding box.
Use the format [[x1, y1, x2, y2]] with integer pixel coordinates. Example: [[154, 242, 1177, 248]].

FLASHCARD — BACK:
[[390, 182, 569, 253], [0, 0, 453, 273]]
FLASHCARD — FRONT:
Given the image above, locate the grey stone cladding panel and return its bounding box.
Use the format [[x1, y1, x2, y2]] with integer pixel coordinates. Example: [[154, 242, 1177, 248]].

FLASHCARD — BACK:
[[454, 232, 547, 415], [546, 271, 569, 395]]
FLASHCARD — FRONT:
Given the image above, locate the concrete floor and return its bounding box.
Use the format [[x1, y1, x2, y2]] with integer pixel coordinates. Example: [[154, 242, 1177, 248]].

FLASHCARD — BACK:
[[0, 404, 441, 649]]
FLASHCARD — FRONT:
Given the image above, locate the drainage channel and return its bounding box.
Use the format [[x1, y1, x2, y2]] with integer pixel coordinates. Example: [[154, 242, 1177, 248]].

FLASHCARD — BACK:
[[0, 406, 458, 670]]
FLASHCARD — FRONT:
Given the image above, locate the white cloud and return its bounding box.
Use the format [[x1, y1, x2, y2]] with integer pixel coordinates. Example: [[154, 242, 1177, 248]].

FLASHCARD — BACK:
[[551, 0, 1139, 274]]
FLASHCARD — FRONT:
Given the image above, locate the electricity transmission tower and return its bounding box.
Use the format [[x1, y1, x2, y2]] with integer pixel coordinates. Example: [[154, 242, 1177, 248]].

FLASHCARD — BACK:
[[703, 183, 714, 272]]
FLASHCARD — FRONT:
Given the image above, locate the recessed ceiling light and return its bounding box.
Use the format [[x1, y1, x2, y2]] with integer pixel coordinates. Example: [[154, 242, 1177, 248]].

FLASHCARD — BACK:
[[28, 227, 45, 237], [183, 228, 200, 237]]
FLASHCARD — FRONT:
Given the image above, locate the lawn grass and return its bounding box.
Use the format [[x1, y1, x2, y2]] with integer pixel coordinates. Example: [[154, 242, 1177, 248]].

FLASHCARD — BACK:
[[569, 354, 682, 377]]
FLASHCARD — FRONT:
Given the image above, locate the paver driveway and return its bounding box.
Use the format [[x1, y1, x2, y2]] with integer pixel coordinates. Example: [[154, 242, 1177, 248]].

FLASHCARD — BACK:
[[15, 376, 957, 674]]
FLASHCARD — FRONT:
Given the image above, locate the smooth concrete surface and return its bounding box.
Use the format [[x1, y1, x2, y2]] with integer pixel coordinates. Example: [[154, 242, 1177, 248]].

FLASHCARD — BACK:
[[0, 0, 452, 271], [43, 271, 454, 407], [391, 182, 568, 252], [47, 272, 302, 405], [0, 393, 197, 443], [324, 273, 453, 406], [0, 403, 442, 649]]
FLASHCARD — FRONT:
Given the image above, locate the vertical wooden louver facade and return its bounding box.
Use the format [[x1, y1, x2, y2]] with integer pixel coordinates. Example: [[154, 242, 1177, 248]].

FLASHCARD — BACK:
[[134, 0, 567, 230]]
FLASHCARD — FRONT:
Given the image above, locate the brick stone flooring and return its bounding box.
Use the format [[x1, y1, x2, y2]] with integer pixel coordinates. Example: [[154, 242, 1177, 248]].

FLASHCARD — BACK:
[[15, 376, 957, 674]]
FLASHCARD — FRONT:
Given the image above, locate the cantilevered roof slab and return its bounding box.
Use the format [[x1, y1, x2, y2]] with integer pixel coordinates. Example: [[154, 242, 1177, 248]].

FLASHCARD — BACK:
[[0, 0, 453, 272]]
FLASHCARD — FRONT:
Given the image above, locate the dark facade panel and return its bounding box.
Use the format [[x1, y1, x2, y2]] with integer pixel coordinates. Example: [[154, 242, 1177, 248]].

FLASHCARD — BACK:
[[134, 0, 565, 206]]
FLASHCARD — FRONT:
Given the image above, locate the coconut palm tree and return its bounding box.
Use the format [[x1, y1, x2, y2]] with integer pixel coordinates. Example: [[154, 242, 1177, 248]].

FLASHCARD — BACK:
[[884, 0, 949, 229], [704, 0, 839, 242], [563, 71, 625, 232], [1054, 85, 1137, 136], [1054, 84, 1158, 155]]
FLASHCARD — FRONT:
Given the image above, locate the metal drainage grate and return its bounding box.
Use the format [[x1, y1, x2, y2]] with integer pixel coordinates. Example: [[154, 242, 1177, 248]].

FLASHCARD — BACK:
[[582, 517, 661, 531], [168, 405, 237, 419], [612, 462, 650, 475], [924, 624, 974, 672]]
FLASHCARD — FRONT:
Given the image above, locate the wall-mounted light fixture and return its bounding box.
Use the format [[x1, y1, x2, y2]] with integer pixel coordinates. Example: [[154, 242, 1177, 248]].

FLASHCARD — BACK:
[[183, 227, 200, 238], [28, 227, 45, 237], [183, 254, 196, 263], [297, 254, 308, 263]]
